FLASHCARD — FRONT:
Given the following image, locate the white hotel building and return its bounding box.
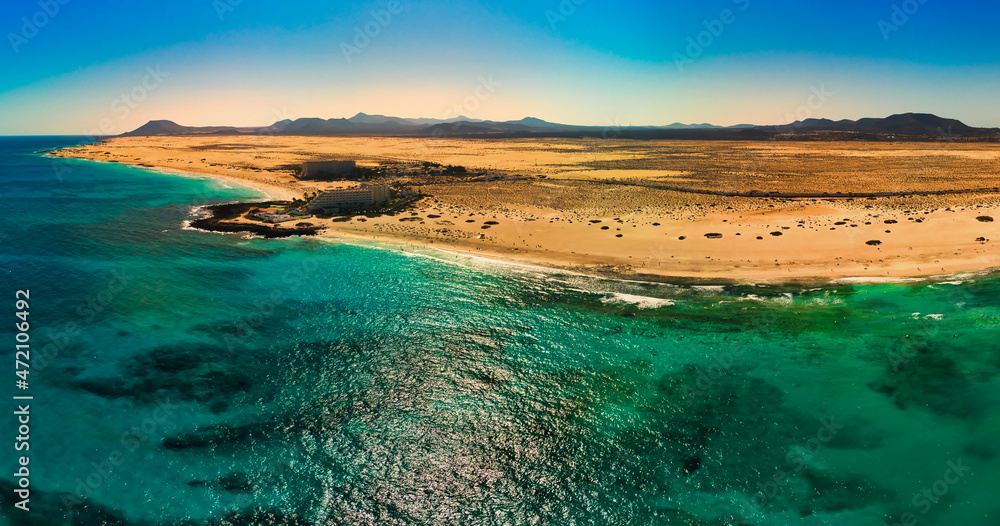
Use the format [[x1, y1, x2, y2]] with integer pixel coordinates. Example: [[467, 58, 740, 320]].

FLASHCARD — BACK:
[[307, 183, 391, 214]]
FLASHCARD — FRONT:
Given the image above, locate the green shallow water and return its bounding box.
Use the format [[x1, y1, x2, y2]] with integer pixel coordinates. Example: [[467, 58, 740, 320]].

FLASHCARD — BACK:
[[1, 138, 999, 525]]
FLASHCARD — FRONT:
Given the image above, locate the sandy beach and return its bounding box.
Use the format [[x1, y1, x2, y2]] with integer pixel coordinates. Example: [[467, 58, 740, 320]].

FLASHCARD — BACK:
[[52, 135, 1000, 283]]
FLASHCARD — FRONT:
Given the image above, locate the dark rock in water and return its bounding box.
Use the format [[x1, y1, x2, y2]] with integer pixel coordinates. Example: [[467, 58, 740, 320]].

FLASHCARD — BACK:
[[682, 454, 702, 475], [217, 472, 255, 492], [187, 472, 255, 492], [163, 422, 275, 450]]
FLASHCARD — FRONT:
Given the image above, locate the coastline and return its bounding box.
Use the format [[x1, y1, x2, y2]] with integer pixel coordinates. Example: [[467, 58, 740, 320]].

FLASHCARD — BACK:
[[49, 136, 1000, 286], [140, 165, 297, 202], [319, 227, 1000, 287], [47, 143, 302, 201], [186, 202, 322, 239]]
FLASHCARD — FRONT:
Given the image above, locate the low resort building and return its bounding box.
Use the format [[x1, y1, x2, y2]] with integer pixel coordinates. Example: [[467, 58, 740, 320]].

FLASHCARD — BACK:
[[249, 207, 302, 223], [307, 183, 391, 214]]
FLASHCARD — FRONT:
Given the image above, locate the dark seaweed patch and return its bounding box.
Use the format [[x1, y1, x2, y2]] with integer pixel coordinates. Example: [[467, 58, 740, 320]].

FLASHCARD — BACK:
[[72, 345, 253, 411], [0, 478, 134, 525], [164, 422, 276, 450], [799, 469, 896, 514], [188, 472, 256, 493], [869, 345, 980, 419]]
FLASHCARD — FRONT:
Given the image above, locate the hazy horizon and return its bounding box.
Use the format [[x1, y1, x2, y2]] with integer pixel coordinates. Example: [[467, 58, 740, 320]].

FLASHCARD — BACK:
[[3, 0, 999, 135]]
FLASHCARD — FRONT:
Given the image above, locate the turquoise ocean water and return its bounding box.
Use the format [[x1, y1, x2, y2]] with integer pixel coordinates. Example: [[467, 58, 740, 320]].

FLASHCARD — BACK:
[[1, 137, 999, 525]]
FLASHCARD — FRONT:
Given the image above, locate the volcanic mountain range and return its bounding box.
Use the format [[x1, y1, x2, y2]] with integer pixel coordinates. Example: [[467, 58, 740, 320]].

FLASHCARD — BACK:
[[122, 112, 999, 141]]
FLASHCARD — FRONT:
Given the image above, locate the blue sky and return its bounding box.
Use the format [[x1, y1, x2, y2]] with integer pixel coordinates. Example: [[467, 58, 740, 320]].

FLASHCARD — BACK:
[[2, 0, 999, 134]]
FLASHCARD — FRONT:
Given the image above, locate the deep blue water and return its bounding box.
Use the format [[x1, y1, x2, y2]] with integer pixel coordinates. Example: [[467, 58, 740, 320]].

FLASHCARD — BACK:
[[1, 137, 999, 525]]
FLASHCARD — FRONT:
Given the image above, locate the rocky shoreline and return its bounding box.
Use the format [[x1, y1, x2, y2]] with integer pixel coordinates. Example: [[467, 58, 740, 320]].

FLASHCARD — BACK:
[[190, 202, 321, 239]]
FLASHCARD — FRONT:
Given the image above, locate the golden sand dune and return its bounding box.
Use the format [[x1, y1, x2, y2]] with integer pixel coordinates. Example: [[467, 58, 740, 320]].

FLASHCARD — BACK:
[[52, 136, 1000, 283]]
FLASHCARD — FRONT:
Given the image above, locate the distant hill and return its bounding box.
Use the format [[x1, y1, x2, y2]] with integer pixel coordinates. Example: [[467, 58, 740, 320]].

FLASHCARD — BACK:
[[764, 113, 995, 138], [503, 117, 576, 129], [122, 120, 238, 136], [409, 115, 482, 125], [658, 122, 722, 130], [347, 113, 418, 126], [122, 119, 261, 137], [269, 118, 353, 134], [426, 121, 536, 135], [120, 113, 999, 141]]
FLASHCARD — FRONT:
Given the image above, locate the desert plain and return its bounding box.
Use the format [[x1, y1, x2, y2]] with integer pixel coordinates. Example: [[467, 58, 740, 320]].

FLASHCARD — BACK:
[[51, 135, 1000, 283]]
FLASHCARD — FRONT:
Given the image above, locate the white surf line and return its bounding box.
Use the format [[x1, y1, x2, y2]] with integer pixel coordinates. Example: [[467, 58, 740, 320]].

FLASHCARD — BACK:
[[329, 234, 687, 288], [835, 267, 1000, 285], [135, 165, 277, 201], [325, 237, 738, 310], [600, 293, 676, 309]]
